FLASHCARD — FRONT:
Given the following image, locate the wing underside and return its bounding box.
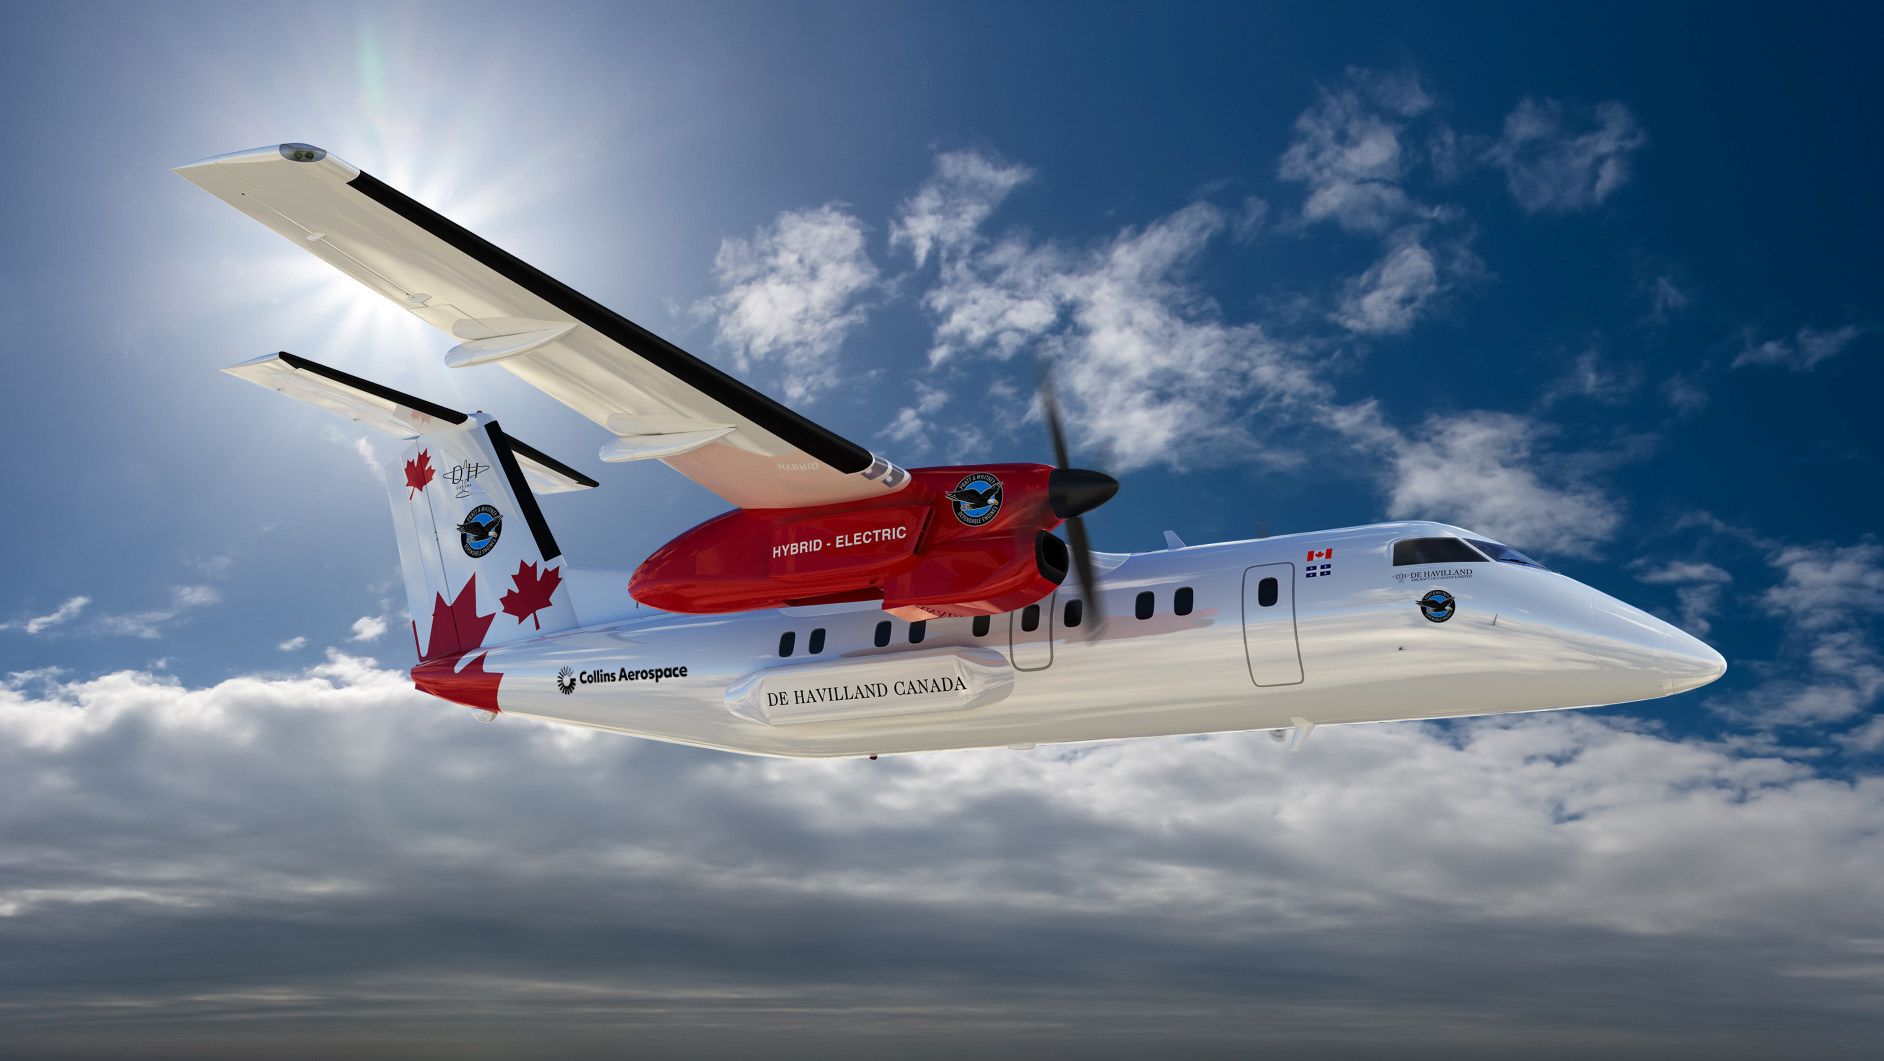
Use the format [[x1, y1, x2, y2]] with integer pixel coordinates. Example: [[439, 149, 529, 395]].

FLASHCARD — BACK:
[[177, 144, 906, 509]]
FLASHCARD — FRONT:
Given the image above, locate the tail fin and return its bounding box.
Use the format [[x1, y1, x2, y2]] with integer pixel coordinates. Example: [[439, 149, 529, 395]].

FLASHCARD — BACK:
[[226, 353, 598, 661]]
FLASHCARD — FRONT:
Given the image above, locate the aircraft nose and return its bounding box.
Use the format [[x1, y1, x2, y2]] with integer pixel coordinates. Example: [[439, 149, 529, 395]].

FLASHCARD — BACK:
[[1664, 630, 1727, 693], [1586, 595, 1726, 700]]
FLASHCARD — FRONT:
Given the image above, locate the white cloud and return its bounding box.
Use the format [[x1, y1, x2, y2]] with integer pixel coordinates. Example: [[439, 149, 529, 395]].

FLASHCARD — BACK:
[[0, 658, 1880, 1052], [1839, 715, 1884, 753], [277, 636, 309, 652], [920, 198, 1328, 471], [96, 585, 222, 640], [1486, 99, 1647, 212], [323, 425, 386, 480], [1231, 195, 1269, 241], [891, 149, 1033, 266], [1647, 275, 1690, 322], [906, 148, 1616, 536], [1763, 541, 1884, 631], [349, 616, 388, 642], [921, 235, 1069, 366], [1336, 235, 1438, 334], [171, 585, 221, 609], [1333, 404, 1622, 558], [1332, 229, 1480, 336], [2, 595, 91, 635], [1663, 373, 1711, 416], [1275, 72, 1477, 338], [1732, 324, 1864, 371], [879, 382, 951, 452], [696, 204, 880, 402], [189, 555, 237, 578], [1278, 68, 1434, 233], [1636, 560, 1733, 636], [1707, 539, 1884, 729], [1542, 347, 1641, 407]]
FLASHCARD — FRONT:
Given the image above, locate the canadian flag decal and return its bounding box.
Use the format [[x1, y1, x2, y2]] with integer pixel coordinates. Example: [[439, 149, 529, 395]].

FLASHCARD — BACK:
[[1307, 548, 1333, 561]]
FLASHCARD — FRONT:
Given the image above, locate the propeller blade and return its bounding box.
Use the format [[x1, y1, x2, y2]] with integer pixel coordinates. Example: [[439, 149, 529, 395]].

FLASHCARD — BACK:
[[1035, 359, 1111, 633], [1065, 513, 1104, 631], [1039, 368, 1073, 471]]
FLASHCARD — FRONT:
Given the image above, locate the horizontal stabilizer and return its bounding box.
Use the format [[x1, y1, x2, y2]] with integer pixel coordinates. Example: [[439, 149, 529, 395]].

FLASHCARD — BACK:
[[224, 352, 598, 494]]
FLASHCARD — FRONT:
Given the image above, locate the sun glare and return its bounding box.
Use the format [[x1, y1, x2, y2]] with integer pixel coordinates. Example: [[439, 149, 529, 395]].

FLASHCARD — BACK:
[[179, 10, 623, 411]]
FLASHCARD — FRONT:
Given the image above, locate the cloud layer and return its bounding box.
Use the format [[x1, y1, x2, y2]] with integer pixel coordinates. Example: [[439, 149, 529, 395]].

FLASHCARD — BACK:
[[0, 657, 1879, 1055]]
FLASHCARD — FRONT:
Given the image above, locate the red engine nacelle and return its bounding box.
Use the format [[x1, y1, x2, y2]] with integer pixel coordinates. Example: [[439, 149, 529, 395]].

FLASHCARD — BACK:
[[630, 464, 1098, 620]]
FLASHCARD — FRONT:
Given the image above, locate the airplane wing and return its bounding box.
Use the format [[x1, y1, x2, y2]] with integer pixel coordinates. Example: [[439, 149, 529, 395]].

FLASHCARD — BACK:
[[176, 144, 909, 509]]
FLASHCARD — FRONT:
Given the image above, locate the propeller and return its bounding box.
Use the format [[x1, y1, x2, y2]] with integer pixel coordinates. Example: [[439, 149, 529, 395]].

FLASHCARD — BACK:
[[1037, 369, 1119, 630]]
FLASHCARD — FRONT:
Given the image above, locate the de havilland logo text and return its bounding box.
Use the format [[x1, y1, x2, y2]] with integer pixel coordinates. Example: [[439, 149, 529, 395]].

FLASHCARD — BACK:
[[766, 675, 969, 710], [557, 664, 689, 693]]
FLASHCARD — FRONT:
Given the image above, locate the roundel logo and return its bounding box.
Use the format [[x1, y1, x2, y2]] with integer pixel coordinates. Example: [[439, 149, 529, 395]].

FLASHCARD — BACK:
[[458, 504, 503, 558], [556, 666, 577, 695], [1418, 589, 1456, 623], [947, 472, 1003, 527]]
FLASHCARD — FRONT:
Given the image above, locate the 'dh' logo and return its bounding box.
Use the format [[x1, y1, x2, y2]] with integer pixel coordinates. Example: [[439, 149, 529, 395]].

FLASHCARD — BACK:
[[556, 666, 576, 695], [947, 472, 1003, 527], [457, 504, 503, 558]]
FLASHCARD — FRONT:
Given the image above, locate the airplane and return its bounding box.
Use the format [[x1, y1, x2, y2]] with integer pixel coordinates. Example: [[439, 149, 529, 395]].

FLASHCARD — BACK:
[[177, 143, 1727, 759]]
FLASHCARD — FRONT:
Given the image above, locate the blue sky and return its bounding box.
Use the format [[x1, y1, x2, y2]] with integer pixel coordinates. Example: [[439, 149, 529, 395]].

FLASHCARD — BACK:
[[2, 2, 1881, 1055]]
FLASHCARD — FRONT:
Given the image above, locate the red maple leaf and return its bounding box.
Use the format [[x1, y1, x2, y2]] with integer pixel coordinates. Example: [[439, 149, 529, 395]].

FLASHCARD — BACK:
[[403, 449, 435, 498], [417, 574, 496, 662], [412, 651, 502, 713], [500, 560, 563, 630]]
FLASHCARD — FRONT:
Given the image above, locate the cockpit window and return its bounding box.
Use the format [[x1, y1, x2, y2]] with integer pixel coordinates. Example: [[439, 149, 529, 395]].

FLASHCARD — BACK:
[[1466, 538, 1547, 569], [1392, 537, 1488, 566]]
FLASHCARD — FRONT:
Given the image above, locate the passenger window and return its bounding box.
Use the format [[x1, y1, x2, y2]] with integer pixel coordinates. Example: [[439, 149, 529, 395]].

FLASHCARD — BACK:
[[909, 620, 927, 644], [1257, 577, 1278, 608], [1135, 591, 1154, 620], [1174, 587, 1193, 616], [1021, 605, 1041, 632], [1392, 537, 1487, 565], [778, 630, 796, 657], [808, 628, 826, 655], [972, 615, 991, 637], [874, 620, 891, 647], [1064, 599, 1083, 628]]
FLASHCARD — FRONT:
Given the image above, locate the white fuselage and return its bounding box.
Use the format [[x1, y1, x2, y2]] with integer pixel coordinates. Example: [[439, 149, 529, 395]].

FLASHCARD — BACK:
[[464, 521, 1725, 757]]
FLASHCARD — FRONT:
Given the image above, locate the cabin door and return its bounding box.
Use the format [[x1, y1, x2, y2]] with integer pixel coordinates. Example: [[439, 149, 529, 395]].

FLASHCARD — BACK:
[[1010, 593, 1055, 671], [1242, 564, 1304, 686]]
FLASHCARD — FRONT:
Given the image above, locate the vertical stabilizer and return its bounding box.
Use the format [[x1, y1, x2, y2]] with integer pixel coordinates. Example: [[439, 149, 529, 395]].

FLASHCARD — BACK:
[[391, 414, 583, 662], [222, 353, 601, 681]]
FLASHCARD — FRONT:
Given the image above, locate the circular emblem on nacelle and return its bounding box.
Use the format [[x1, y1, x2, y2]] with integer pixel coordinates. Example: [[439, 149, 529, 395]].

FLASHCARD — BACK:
[[1418, 589, 1456, 623], [948, 472, 1003, 527], [458, 504, 503, 558], [556, 666, 576, 695]]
